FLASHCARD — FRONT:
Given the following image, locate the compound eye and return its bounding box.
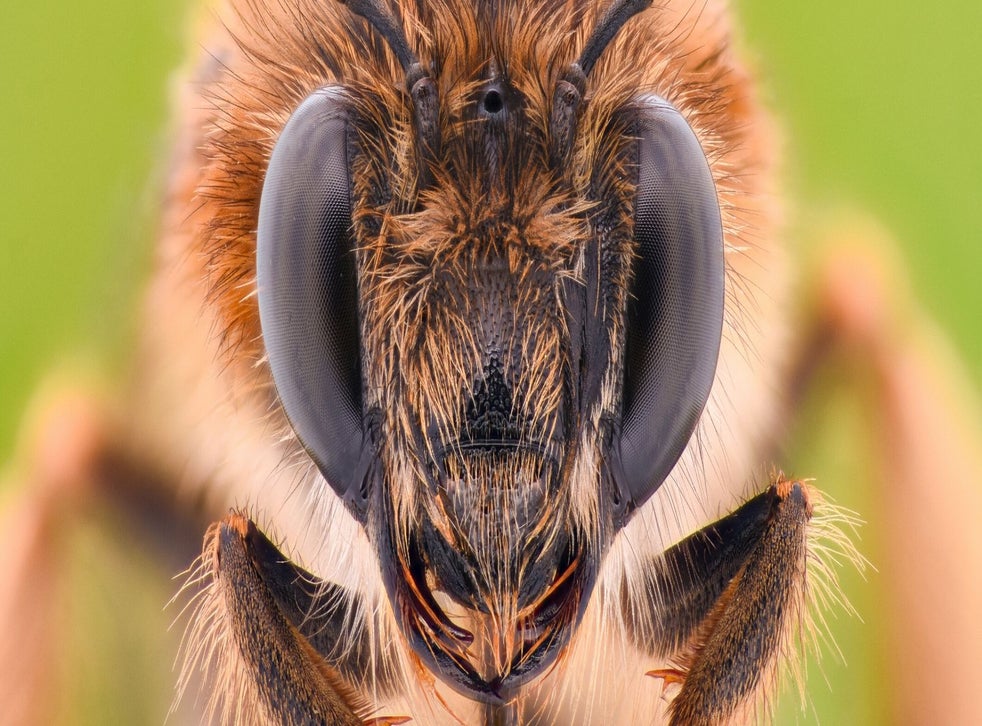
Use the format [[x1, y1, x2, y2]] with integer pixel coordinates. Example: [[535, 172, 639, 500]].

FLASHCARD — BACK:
[[615, 95, 725, 515], [256, 87, 369, 516]]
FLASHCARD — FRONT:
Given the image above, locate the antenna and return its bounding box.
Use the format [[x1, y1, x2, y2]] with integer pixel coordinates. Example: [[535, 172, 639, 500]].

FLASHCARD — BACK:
[[339, 0, 441, 170], [549, 0, 653, 166]]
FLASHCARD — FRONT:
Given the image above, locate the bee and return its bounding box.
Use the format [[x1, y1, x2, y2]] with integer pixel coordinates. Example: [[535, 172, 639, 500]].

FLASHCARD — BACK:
[[154, 0, 866, 722], [7, 0, 923, 723]]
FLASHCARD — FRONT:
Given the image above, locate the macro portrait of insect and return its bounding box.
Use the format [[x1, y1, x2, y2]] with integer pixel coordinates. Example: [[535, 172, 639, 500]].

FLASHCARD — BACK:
[[3, 0, 982, 724]]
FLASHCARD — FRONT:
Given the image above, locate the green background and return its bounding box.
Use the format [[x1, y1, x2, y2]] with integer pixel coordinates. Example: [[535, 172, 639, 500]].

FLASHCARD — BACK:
[[1, 0, 979, 723]]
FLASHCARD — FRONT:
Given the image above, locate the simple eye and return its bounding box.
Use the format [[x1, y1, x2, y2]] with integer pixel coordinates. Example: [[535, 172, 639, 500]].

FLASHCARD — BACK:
[[256, 87, 369, 515], [614, 95, 725, 516]]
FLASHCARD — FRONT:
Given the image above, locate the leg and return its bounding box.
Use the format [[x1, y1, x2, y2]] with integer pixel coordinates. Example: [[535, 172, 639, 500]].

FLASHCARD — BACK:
[[0, 382, 213, 725], [802, 220, 982, 725], [623, 475, 845, 725], [178, 512, 407, 725]]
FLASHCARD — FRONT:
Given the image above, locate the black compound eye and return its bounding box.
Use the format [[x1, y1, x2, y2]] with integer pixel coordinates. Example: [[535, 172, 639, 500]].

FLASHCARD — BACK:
[[256, 87, 369, 517], [615, 94, 725, 517]]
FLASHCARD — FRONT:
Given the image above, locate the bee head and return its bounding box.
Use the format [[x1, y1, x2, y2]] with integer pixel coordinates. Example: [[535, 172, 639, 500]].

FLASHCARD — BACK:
[[250, 0, 724, 705]]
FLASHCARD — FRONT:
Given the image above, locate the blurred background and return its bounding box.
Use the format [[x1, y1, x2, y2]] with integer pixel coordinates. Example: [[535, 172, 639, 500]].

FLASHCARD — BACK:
[[0, 0, 979, 723]]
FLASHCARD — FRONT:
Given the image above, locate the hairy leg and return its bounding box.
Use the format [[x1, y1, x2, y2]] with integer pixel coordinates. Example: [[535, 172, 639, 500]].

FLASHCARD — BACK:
[[179, 512, 408, 725], [805, 220, 982, 725], [622, 476, 826, 725]]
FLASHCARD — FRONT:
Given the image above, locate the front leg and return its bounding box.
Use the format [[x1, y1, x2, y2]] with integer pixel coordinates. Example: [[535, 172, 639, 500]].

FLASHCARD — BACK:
[[624, 476, 849, 725], [179, 513, 406, 725]]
